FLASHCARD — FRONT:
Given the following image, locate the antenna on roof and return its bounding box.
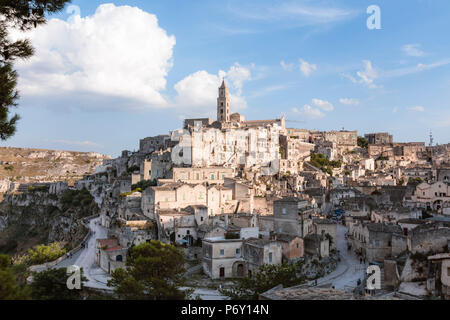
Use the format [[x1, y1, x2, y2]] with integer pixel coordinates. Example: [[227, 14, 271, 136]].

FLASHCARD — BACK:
[[429, 130, 434, 147]]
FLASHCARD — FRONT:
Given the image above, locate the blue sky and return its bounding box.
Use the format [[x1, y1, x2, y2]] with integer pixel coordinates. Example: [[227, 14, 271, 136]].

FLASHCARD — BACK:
[[2, 0, 450, 157]]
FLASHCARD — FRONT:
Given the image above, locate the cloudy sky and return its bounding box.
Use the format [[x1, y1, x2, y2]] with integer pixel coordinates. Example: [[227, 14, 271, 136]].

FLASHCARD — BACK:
[[2, 0, 450, 157]]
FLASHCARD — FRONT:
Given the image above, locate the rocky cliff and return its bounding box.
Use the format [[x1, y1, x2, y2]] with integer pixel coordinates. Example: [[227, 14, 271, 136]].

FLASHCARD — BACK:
[[0, 146, 111, 188], [0, 189, 99, 257]]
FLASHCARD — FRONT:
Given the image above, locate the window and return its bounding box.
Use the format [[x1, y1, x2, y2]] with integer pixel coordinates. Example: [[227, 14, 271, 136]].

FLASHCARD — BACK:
[[186, 230, 190, 235], [183, 193, 186, 201], [282, 208, 287, 215], [200, 217, 204, 222], [222, 174, 225, 180], [236, 248, 240, 256], [196, 173, 200, 180], [211, 174, 215, 180], [269, 252, 273, 263], [296, 243, 299, 249], [220, 249, 224, 256]]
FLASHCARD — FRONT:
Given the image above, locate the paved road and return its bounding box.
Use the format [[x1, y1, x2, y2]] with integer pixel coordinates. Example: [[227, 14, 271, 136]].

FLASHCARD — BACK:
[[313, 224, 367, 291], [56, 217, 112, 290]]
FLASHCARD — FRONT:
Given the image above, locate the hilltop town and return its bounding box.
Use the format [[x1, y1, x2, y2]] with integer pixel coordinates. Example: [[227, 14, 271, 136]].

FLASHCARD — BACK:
[[2, 81, 450, 300]]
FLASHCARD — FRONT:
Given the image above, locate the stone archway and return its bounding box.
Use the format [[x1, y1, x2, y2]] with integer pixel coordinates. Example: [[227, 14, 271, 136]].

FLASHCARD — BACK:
[[232, 261, 247, 278], [433, 200, 443, 211]]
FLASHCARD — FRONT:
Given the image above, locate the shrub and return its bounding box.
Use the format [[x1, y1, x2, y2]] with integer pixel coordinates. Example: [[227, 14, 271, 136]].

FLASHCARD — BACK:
[[27, 243, 67, 265], [131, 179, 157, 191]]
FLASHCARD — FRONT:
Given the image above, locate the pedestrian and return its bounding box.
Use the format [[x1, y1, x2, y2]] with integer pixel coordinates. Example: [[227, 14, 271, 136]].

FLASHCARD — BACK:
[[360, 258, 362, 264]]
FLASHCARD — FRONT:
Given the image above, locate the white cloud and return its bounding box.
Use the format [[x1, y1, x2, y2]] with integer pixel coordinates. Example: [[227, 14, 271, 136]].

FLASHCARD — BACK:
[[312, 99, 334, 111], [392, 107, 398, 113], [280, 60, 295, 71], [231, 2, 356, 25], [13, 4, 176, 110], [339, 98, 360, 106], [408, 106, 425, 112], [402, 44, 424, 57], [344, 60, 379, 88], [299, 59, 317, 77], [52, 139, 103, 148], [292, 105, 325, 119], [173, 63, 252, 118], [383, 59, 450, 78]]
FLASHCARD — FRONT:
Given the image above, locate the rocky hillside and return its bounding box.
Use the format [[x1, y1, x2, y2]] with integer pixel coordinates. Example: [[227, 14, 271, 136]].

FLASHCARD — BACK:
[[0, 147, 111, 187], [0, 189, 99, 257]]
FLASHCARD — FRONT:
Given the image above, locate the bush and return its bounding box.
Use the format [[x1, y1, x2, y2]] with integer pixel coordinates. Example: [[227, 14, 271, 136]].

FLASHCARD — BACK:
[[308, 153, 341, 176], [60, 188, 93, 209], [127, 165, 140, 173], [410, 252, 427, 262], [27, 243, 67, 265], [131, 179, 157, 191]]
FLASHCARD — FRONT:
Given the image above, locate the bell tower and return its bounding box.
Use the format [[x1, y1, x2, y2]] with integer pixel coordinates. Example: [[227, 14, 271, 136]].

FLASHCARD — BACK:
[[217, 79, 230, 122]]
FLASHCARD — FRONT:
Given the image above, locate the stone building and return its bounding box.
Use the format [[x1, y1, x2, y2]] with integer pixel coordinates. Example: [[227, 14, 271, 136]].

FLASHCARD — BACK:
[[141, 182, 234, 218], [427, 253, 450, 300], [313, 218, 337, 250], [172, 81, 284, 176], [160, 167, 234, 185], [412, 181, 450, 212], [139, 135, 170, 154], [279, 134, 315, 163], [242, 238, 282, 275], [96, 238, 127, 274], [349, 222, 405, 262], [276, 234, 304, 261], [408, 224, 450, 254], [368, 142, 426, 161], [273, 197, 315, 238], [304, 234, 329, 258], [365, 132, 393, 145], [202, 238, 246, 279], [117, 192, 143, 220]]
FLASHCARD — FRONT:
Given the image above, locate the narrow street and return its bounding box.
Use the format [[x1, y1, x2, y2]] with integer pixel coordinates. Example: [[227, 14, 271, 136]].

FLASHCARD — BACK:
[[56, 217, 112, 290], [314, 224, 367, 291]]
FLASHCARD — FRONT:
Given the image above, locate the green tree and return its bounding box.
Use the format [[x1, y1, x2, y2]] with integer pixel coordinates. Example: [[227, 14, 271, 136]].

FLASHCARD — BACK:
[[408, 177, 423, 186], [220, 262, 305, 300], [27, 242, 66, 265], [108, 241, 187, 300], [357, 136, 369, 149], [0, 254, 30, 299], [0, 0, 71, 140], [30, 268, 86, 300]]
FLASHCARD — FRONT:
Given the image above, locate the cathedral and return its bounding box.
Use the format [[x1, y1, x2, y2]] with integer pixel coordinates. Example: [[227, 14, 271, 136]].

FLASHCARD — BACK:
[[184, 80, 285, 131]]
